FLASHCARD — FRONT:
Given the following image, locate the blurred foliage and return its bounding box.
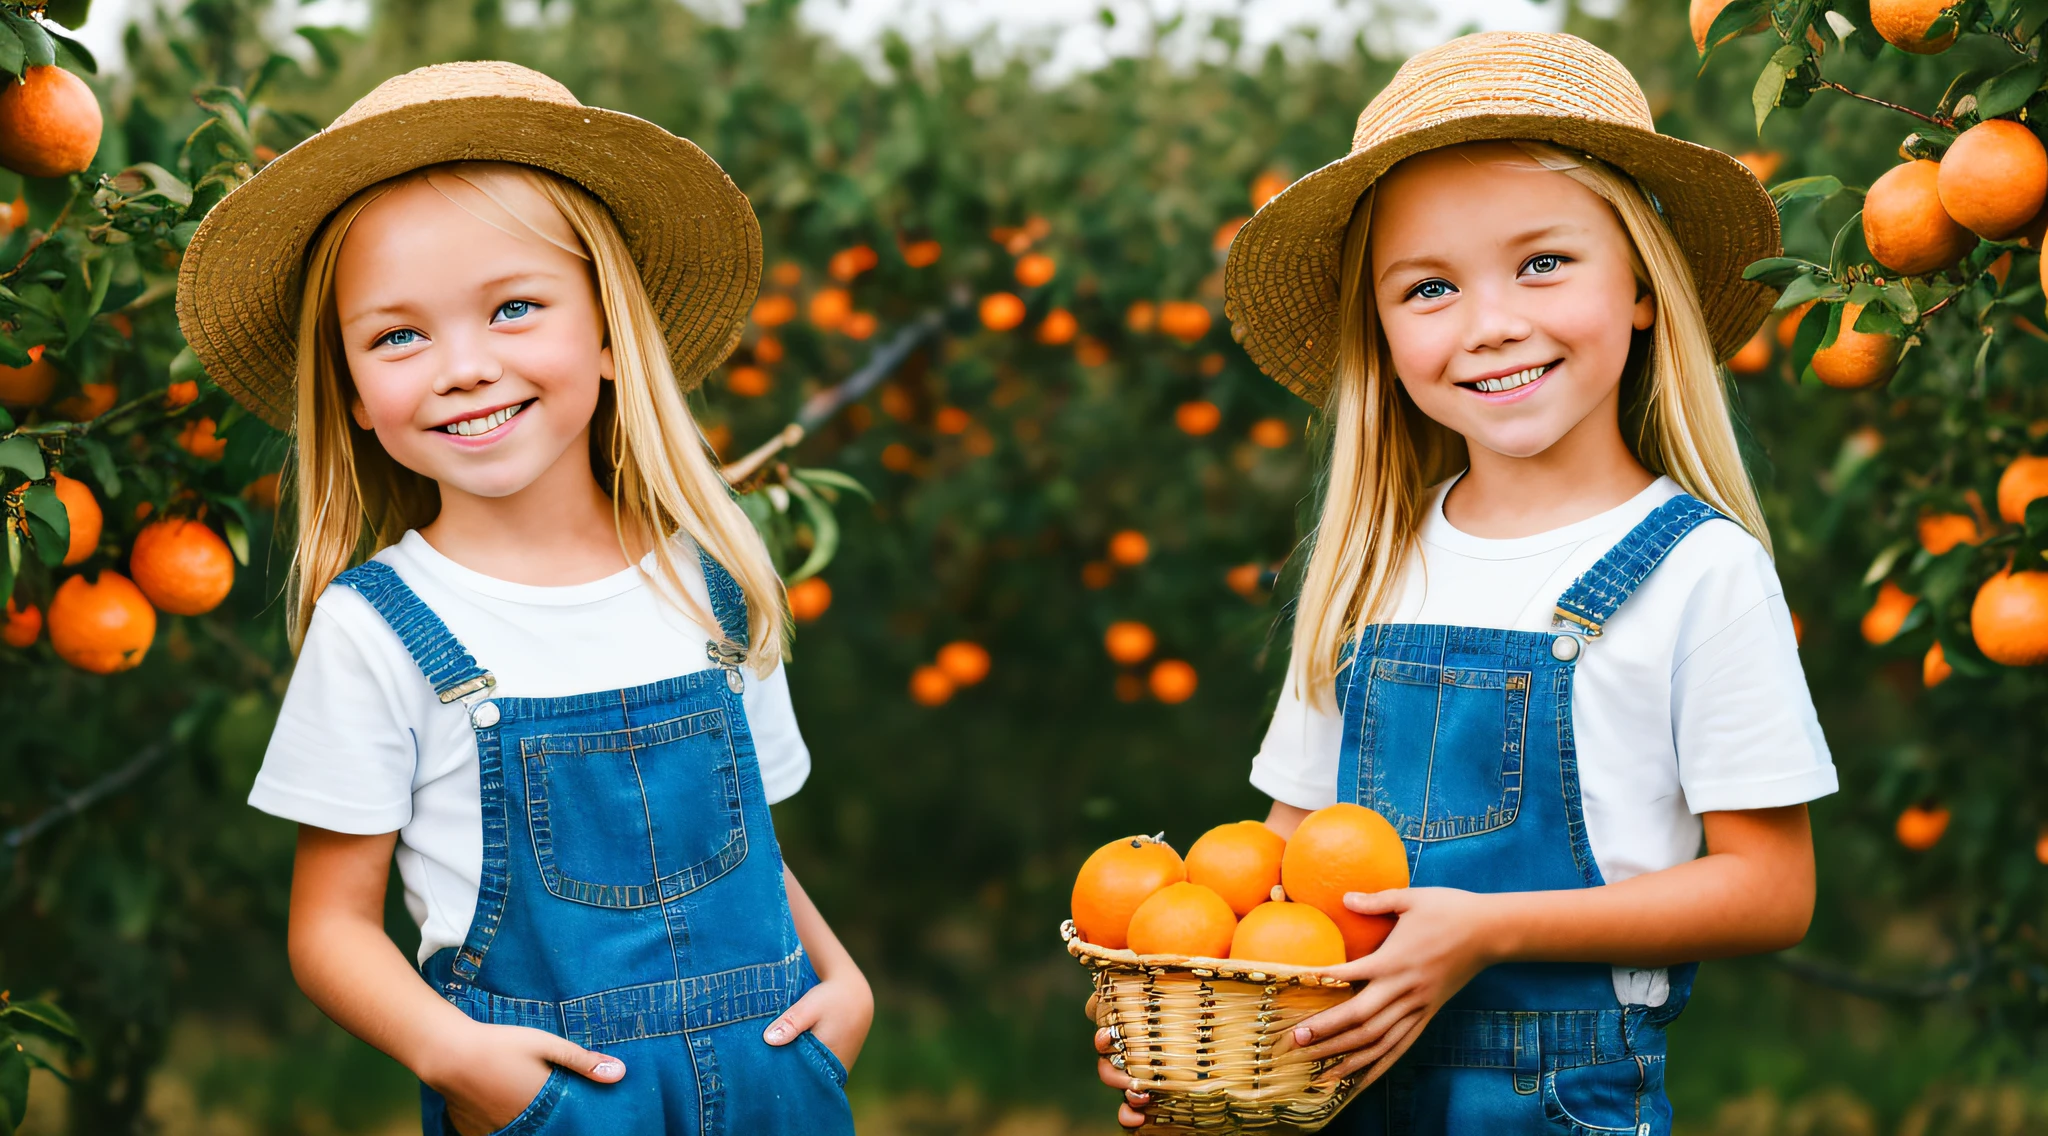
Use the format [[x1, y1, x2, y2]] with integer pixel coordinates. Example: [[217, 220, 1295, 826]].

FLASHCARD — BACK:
[[0, 0, 2045, 1134]]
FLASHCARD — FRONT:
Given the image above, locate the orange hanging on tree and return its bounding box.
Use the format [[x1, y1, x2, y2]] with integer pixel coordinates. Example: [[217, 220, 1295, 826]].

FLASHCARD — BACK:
[[129, 519, 236, 616]]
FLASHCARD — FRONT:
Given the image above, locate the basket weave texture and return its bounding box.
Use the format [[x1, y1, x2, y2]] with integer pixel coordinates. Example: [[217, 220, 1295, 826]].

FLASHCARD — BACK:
[[1064, 920, 1367, 1132]]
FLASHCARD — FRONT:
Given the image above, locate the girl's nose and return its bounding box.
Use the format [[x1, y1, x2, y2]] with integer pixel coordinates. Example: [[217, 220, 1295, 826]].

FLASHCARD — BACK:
[[433, 330, 503, 393], [1459, 285, 1534, 354]]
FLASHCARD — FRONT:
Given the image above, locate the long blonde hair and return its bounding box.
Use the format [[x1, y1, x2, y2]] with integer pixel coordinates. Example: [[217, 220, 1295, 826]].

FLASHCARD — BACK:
[[286, 161, 784, 671], [1290, 141, 1769, 705]]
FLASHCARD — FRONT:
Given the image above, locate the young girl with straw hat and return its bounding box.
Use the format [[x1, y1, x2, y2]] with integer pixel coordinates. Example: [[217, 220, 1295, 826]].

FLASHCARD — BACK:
[[178, 62, 863, 1134], [1096, 31, 1835, 1134]]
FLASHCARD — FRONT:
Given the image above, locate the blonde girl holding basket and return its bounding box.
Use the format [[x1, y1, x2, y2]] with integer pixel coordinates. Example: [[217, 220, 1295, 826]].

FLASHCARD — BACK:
[[179, 64, 865, 1135], [1099, 32, 1836, 1135]]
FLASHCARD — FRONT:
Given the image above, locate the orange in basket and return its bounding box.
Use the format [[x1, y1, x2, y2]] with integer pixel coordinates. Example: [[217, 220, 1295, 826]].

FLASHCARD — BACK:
[[1126, 882, 1237, 958], [1281, 803, 1409, 959], [1229, 900, 1344, 968], [1186, 819, 1286, 916], [1071, 834, 1185, 950]]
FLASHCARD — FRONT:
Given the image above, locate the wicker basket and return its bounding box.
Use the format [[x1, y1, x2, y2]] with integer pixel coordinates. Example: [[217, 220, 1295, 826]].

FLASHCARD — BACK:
[[1064, 920, 1367, 1132]]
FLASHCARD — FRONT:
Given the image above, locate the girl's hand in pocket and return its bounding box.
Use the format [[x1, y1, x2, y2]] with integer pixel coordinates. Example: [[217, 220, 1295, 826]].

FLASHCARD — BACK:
[[762, 971, 874, 1071], [429, 1023, 625, 1136], [1281, 887, 1501, 1086]]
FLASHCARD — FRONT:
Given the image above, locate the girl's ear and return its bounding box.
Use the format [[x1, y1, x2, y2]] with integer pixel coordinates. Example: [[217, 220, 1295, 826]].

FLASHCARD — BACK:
[[1632, 282, 1656, 332], [598, 342, 616, 382], [349, 393, 374, 430]]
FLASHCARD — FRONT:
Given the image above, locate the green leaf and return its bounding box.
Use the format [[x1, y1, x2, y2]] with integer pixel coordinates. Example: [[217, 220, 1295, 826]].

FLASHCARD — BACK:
[[0, 407, 12, 432], [3, 14, 57, 70], [1744, 256, 1826, 287], [0, 1043, 26, 1133], [1854, 302, 1908, 336], [1881, 280, 1921, 324], [76, 436, 118, 498], [1753, 60, 1790, 133], [783, 476, 841, 582], [22, 482, 67, 563], [1768, 175, 1844, 206], [0, 1001, 79, 1045], [222, 515, 249, 567], [1864, 539, 1915, 586], [792, 467, 874, 502], [0, 527, 13, 608], [0, 22, 26, 80], [43, 0, 92, 31], [1973, 61, 2044, 118], [1703, 0, 1769, 56], [1774, 271, 1840, 310], [0, 437, 44, 480]]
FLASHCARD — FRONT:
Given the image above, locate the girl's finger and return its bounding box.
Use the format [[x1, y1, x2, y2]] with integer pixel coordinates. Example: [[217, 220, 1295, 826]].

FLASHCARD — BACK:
[[1097, 1055, 1132, 1090], [545, 1036, 625, 1082], [1094, 1026, 1117, 1054], [762, 986, 827, 1046], [1318, 1016, 1419, 1085], [1289, 997, 1420, 1064], [1358, 1019, 1427, 1085], [1119, 1101, 1149, 1129], [1342, 888, 1411, 915], [1282, 978, 1409, 1052]]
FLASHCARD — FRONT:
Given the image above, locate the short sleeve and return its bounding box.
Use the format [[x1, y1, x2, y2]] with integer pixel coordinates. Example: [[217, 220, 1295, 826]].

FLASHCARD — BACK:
[[742, 661, 811, 804], [1248, 664, 1345, 811], [247, 590, 424, 834], [1671, 551, 1837, 814]]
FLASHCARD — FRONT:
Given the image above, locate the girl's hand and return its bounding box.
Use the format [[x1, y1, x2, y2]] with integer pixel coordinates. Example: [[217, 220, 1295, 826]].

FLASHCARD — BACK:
[[1093, 1026, 1152, 1130], [762, 971, 875, 1071], [1282, 887, 1502, 1086], [428, 1021, 625, 1136]]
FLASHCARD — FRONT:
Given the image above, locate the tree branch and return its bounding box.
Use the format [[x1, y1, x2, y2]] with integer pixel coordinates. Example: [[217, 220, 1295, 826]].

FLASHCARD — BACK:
[[1768, 949, 1976, 1001], [2, 739, 174, 856], [1815, 80, 1949, 127]]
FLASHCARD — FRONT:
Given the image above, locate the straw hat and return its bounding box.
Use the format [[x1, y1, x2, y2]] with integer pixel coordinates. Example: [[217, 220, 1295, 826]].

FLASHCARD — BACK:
[[176, 61, 761, 430], [1223, 31, 1781, 404]]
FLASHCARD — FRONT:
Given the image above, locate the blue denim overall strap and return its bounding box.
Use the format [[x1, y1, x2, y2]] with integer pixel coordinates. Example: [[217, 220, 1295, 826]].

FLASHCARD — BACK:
[[328, 555, 850, 1135], [1329, 494, 1721, 1136], [333, 560, 496, 703]]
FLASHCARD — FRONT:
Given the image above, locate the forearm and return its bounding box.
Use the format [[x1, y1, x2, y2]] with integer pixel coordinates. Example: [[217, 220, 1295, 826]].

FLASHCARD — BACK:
[[289, 905, 479, 1082], [784, 865, 865, 987]]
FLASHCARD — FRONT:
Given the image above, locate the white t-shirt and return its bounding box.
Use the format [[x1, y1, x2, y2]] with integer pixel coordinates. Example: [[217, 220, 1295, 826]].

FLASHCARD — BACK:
[[1250, 477, 1835, 1006], [249, 531, 812, 964]]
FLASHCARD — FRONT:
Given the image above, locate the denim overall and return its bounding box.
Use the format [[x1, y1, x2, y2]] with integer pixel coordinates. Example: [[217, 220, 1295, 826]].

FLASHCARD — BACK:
[[332, 552, 854, 1136], [1328, 495, 1720, 1136]]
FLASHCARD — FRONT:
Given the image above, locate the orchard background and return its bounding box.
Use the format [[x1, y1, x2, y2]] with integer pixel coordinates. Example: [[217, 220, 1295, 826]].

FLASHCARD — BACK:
[[2, 0, 2048, 1132]]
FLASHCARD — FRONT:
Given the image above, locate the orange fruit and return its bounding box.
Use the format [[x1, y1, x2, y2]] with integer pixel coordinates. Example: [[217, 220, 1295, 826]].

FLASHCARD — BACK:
[[1071, 834, 1186, 950], [979, 292, 1026, 332], [50, 472, 100, 566], [2036, 826, 2048, 865], [934, 407, 971, 435], [1870, 0, 1958, 53], [1175, 400, 1222, 436], [1126, 881, 1238, 958], [936, 640, 991, 686], [130, 518, 234, 616], [1690, 0, 1768, 49], [1810, 303, 1897, 389], [1213, 216, 1249, 251], [1937, 120, 2048, 240], [0, 66, 103, 179], [769, 262, 804, 289], [751, 293, 797, 328], [1997, 454, 2048, 524], [1075, 336, 1111, 367], [1186, 820, 1287, 916], [0, 344, 56, 407], [788, 577, 832, 622], [1250, 418, 1291, 448], [1895, 802, 1950, 851], [1280, 803, 1409, 959], [841, 312, 877, 341], [900, 239, 941, 268], [1917, 511, 1982, 556], [726, 365, 771, 397], [3, 598, 40, 648], [1125, 301, 1157, 333], [1864, 161, 1975, 275], [908, 664, 955, 706], [1104, 621, 1156, 665], [53, 381, 115, 421], [1035, 308, 1078, 345], [242, 472, 281, 511], [1250, 170, 1289, 209], [1080, 560, 1115, 589], [1108, 529, 1149, 566], [1861, 580, 1917, 645], [1736, 151, 1782, 182], [1923, 641, 1952, 688], [753, 335, 784, 365], [809, 288, 852, 331], [1726, 329, 1771, 375], [827, 244, 878, 282], [1149, 659, 1198, 704], [1225, 563, 1263, 597], [1228, 900, 1345, 968], [1199, 353, 1226, 376], [177, 417, 227, 461], [46, 570, 155, 674], [1971, 567, 2048, 665], [1014, 253, 1056, 288], [1157, 301, 1212, 344], [1777, 301, 1814, 349]]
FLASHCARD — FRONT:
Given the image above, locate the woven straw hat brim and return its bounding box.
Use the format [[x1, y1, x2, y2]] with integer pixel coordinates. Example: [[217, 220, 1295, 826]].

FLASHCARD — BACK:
[[177, 79, 760, 431], [1224, 116, 1781, 406]]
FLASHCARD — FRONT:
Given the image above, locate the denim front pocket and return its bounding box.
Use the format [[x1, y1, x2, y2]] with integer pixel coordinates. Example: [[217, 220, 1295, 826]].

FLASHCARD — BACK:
[[520, 707, 747, 908], [1359, 658, 1529, 843]]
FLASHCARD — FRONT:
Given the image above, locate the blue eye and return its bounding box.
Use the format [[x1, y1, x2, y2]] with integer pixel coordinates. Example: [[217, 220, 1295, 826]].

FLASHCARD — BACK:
[[375, 328, 421, 348], [494, 299, 537, 322], [1523, 254, 1569, 276], [1407, 278, 1456, 302]]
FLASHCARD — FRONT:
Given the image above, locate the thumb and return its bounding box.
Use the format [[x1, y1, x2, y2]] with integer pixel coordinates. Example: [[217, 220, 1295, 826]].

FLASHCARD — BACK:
[[763, 985, 826, 1046], [1343, 887, 1412, 915], [547, 1036, 625, 1083]]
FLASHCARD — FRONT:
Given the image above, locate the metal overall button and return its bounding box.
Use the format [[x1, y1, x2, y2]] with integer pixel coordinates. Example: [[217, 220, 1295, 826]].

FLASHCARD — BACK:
[[1550, 634, 1582, 662], [471, 701, 500, 729]]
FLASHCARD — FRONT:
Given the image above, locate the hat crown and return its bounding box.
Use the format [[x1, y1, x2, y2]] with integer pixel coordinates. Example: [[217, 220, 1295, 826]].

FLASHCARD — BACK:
[[1352, 32, 1652, 155], [331, 61, 582, 131]]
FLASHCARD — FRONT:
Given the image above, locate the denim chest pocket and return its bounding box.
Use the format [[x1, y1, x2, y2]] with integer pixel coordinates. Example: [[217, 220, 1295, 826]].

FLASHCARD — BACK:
[[1358, 659, 1530, 843], [518, 708, 747, 908]]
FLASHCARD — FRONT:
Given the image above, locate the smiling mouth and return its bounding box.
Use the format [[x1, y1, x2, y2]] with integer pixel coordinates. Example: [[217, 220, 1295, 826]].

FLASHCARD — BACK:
[[438, 399, 534, 437], [1457, 361, 1559, 393]]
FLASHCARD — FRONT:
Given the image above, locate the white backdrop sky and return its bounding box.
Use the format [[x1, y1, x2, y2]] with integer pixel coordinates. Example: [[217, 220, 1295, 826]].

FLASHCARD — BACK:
[[63, 0, 1602, 75]]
